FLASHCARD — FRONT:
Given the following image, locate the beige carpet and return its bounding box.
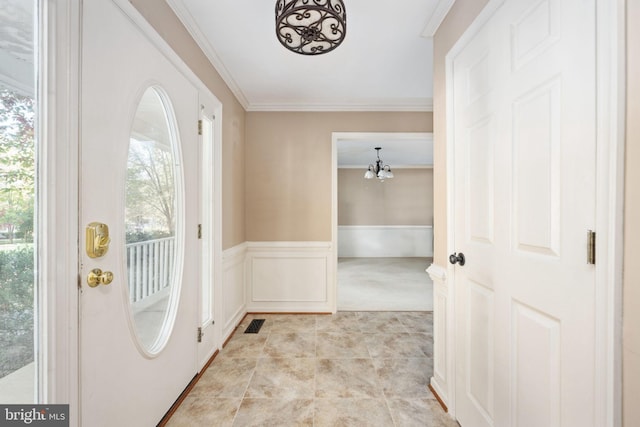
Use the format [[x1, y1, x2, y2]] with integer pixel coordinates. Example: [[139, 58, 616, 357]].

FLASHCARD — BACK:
[[337, 257, 433, 311]]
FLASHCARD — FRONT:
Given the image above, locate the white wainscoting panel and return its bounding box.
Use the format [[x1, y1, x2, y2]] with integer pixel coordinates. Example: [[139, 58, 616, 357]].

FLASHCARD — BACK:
[[222, 243, 247, 341], [246, 242, 334, 313], [338, 225, 433, 257], [427, 263, 453, 413]]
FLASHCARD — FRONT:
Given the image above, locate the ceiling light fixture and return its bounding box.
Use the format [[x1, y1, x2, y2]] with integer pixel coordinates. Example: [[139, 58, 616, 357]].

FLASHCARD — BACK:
[[364, 147, 394, 180], [275, 0, 347, 55]]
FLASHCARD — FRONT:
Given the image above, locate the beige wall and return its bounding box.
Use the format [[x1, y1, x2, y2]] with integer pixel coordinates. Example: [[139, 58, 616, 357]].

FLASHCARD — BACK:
[[127, 3, 433, 245], [338, 168, 433, 226], [623, 1, 640, 425], [129, 0, 246, 249], [245, 112, 432, 241], [432, 0, 489, 266]]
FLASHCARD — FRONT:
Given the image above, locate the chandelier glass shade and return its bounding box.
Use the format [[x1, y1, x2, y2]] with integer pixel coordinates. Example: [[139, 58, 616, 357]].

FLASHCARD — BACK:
[[275, 0, 347, 55], [364, 147, 394, 180]]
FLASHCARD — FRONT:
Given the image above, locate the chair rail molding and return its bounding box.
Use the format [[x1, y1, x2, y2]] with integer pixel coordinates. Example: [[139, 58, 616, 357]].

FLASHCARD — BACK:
[[426, 263, 447, 282]]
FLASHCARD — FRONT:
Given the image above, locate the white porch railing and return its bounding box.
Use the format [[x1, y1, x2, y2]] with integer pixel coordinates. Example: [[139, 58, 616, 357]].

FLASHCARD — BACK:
[[126, 237, 175, 303]]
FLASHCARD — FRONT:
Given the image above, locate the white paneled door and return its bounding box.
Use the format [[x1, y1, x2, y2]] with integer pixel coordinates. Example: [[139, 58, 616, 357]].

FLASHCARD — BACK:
[[451, 0, 596, 426], [79, 1, 201, 425]]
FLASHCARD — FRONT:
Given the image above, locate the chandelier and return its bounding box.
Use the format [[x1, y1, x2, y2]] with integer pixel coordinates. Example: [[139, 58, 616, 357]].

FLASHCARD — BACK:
[[364, 147, 394, 180], [275, 0, 347, 55]]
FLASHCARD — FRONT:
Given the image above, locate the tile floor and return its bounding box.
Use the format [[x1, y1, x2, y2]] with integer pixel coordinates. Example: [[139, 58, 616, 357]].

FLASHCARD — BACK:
[[167, 311, 458, 427]]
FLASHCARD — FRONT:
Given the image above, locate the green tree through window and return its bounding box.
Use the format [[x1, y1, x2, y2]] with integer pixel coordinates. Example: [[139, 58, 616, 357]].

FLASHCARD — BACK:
[[0, 89, 35, 244], [0, 88, 35, 378]]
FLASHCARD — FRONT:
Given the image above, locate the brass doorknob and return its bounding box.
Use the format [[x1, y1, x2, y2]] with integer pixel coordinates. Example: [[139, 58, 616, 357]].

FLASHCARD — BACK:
[[87, 268, 113, 287]]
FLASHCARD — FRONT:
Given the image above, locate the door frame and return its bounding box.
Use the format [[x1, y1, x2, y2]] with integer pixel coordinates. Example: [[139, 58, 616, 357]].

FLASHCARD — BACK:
[[331, 131, 434, 313], [444, 0, 625, 425], [43, 0, 223, 425], [197, 93, 224, 370], [39, 0, 81, 419]]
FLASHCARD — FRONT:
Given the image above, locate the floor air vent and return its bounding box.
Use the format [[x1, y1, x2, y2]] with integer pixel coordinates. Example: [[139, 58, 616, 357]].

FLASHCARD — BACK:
[[244, 319, 265, 334]]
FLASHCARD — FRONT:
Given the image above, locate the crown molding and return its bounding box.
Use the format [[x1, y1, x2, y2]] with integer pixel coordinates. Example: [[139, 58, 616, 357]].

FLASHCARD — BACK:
[[166, 0, 250, 110], [246, 98, 434, 112], [422, 0, 456, 38], [167, 0, 434, 113]]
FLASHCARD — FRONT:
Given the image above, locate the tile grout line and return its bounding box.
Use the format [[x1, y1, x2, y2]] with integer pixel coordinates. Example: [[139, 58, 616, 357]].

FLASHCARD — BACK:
[[170, 311, 447, 426], [313, 315, 317, 427], [378, 313, 399, 426], [229, 316, 271, 426]]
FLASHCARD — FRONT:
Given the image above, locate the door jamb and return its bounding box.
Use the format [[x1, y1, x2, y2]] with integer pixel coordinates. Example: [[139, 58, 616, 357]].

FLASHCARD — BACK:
[[40, 1, 81, 423], [197, 94, 224, 370], [594, 0, 625, 424]]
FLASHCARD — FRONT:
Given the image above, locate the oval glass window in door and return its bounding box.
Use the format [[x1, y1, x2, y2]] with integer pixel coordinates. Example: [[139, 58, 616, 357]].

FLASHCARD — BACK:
[[124, 86, 183, 355]]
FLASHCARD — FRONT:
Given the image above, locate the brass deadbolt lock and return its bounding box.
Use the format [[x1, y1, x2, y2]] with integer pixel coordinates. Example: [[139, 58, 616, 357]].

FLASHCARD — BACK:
[[86, 222, 111, 258]]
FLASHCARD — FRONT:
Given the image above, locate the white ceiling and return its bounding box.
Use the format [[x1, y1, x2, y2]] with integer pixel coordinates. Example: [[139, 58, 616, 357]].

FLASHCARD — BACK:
[[337, 134, 433, 168], [167, 0, 454, 112], [0, 1, 443, 166]]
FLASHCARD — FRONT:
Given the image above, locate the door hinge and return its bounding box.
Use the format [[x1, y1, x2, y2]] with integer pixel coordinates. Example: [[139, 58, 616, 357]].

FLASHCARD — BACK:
[[197, 327, 203, 343], [587, 230, 596, 265], [198, 224, 202, 239], [198, 119, 203, 135]]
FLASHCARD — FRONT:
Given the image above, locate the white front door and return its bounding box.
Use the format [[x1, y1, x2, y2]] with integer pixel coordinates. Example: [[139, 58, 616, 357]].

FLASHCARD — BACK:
[[451, 0, 596, 426], [79, 1, 201, 425]]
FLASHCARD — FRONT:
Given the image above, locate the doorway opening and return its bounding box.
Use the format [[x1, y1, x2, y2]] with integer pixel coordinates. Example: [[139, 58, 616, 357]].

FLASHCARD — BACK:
[[332, 132, 434, 311]]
